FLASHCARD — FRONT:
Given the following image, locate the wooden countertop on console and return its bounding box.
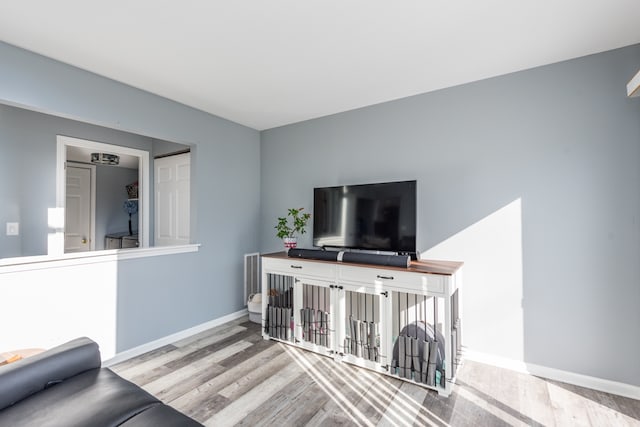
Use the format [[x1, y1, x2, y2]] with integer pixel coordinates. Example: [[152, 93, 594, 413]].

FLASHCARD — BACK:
[[262, 251, 463, 276]]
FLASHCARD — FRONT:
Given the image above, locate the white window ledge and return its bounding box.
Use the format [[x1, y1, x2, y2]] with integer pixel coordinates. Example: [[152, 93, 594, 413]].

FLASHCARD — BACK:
[[0, 244, 200, 274]]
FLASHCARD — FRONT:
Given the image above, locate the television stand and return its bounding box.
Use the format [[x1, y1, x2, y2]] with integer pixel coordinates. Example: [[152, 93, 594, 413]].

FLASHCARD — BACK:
[[261, 251, 463, 396]]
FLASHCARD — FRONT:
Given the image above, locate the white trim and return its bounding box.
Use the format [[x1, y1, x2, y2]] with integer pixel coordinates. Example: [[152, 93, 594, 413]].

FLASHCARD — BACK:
[[56, 135, 151, 252], [102, 308, 249, 366], [627, 69, 640, 97], [50, 141, 66, 256], [463, 349, 640, 400], [0, 244, 200, 273], [139, 148, 150, 247], [66, 161, 97, 251], [526, 362, 640, 401]]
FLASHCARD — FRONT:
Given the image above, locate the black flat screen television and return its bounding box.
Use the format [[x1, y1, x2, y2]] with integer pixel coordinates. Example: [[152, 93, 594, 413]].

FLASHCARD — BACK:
[[313, 180, 417, 253]]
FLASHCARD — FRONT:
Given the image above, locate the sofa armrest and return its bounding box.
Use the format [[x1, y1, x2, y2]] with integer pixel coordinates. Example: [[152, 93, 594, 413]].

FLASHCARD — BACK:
[[0, 337, 101, 410]]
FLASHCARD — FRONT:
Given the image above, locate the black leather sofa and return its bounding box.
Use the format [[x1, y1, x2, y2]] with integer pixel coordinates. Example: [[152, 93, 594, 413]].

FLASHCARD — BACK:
[[0, 337, 202, 427]]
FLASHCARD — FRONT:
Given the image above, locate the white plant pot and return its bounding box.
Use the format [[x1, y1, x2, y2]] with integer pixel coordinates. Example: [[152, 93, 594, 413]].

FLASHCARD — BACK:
[[283, 237, 297, 250]]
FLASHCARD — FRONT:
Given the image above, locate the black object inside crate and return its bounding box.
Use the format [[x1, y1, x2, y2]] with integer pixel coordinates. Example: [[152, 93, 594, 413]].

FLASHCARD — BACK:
[[391, 321, 445, 385]]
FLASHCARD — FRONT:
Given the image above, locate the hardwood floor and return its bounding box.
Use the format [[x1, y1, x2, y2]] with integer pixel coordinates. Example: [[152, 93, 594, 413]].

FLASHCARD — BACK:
[[112, 317, 640, 426]]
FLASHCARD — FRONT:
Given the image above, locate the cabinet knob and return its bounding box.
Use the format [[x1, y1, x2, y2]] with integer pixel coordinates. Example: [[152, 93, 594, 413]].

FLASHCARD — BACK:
[[82, 238, 87, 244]]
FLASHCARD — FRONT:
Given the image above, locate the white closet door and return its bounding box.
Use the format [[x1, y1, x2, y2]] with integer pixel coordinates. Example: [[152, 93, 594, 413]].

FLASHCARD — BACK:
[[155, 152, 190, 246], [65, 164, 95, 253]]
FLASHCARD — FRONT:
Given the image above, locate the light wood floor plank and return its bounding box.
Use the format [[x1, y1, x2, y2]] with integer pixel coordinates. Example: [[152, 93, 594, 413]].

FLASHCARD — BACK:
[[162, 328, 261, 373], [450, 361, 513, 427], [109, 344, 177, 372], [235, 371, 320, 426], [217, 336, 275, 368], [565, 383, 638, 427], [348, 370, 395, 425], [217, 348, 298, 400], [113, 324, 247, 381], [288, 355, 383, 426], [547, 380, 593, 427], [111, 317, 640, 427], [377, 381, 429, 427], [302, 359, 380, 427], [201, 348, 321, 426], [613, 394, 640, 421], [172, 317, 249, 348], [168, 342, 287, 421], [274, 381, 333, 426], [418, 388, 456, 427], [517, 371, 554, 426], [142, 340, 253, 400]]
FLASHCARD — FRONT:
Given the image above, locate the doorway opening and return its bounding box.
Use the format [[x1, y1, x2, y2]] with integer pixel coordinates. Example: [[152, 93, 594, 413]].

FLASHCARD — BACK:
[[55, 135, 150, 255]]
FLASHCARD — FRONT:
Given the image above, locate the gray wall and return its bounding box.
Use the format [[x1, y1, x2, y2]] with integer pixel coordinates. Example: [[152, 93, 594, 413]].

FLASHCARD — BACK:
[[260, 44, 640, 386], [0, 41, 261, 352], [0, 103, 155, 257]]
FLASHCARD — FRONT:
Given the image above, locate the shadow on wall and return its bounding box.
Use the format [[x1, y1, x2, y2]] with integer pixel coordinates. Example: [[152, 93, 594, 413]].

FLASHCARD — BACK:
[[422, 198, 524, 363]]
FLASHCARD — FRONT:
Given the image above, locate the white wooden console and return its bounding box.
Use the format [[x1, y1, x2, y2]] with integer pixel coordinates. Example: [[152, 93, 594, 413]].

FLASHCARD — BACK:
[[261, 252, 463, 396]]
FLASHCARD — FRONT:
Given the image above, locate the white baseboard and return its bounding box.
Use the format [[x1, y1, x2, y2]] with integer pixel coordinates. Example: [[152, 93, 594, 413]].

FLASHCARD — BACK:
[[524, 362, 640, 401], [102, 308, 248, 367], [463, 349, 640, 400]]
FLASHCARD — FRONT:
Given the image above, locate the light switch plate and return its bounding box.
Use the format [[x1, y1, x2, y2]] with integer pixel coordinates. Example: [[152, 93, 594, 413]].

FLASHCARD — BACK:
[[6, 222, 19, 236]]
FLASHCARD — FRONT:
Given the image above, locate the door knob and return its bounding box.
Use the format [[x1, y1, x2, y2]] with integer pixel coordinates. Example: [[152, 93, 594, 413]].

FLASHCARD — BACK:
[[82, 238, 87, 244]]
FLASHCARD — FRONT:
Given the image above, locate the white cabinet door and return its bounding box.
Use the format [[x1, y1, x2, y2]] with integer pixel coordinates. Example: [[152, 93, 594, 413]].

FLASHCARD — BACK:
[[155, 152, 190, 246]]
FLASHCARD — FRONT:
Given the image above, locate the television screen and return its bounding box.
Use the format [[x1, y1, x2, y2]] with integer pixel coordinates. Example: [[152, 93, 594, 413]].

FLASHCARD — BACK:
[[313, 180, 416, 252]]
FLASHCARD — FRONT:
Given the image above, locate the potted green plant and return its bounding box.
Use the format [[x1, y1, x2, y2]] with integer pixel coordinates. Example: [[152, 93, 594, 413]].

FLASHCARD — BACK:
[[275, 207, 311, 250]]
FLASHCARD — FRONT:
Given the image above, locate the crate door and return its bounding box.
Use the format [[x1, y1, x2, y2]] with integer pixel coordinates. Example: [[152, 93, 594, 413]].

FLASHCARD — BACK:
[[264, 273, 295, 342], [296, 277, 334, 354], [389, 290, 446, 389], [338, 283, 388, 369]]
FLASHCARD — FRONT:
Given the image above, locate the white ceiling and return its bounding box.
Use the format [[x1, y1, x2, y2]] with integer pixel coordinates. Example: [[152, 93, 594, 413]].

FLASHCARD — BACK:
[[1, 1, 639, 130]]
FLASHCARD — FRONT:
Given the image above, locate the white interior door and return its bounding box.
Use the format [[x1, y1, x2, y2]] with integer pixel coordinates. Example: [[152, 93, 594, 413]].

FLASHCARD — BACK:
[[155, 152, 190, 246], [65, 163, 95, 253]]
